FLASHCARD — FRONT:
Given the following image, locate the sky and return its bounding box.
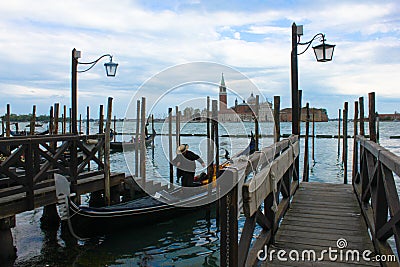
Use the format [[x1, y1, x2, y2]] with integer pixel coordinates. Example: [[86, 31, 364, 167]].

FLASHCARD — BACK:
[[0, 0, 399, 119]]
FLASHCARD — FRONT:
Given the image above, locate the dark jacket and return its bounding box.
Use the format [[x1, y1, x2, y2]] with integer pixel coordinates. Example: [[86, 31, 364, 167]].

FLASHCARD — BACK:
[[172, 150, 204, 174]]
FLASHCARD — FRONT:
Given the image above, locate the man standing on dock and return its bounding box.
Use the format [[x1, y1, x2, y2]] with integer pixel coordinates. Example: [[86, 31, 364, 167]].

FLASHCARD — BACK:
[[172, 144, 206, 187]]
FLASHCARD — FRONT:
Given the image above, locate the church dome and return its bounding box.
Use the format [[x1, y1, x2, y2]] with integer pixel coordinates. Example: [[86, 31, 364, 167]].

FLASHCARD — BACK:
[[247, 93, 256, 104]]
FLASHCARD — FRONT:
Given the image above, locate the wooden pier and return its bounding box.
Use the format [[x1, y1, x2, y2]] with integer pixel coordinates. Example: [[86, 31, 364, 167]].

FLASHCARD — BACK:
[[218, 93, 400, 267]]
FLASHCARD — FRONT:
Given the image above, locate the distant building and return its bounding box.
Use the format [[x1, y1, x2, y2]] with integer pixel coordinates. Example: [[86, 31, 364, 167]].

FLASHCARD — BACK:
[[280, 107, 329, 122], [217, 74, 273, 122], [378, 113, 400, 121]]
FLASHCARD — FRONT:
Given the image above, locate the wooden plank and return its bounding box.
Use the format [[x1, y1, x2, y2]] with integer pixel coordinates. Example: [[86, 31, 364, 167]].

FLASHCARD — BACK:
[[243, 141, 299, 217]]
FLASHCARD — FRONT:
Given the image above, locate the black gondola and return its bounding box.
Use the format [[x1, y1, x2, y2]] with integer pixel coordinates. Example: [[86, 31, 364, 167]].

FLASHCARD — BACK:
[[56, 134, 255, 238], [110, 130, 156, 152]]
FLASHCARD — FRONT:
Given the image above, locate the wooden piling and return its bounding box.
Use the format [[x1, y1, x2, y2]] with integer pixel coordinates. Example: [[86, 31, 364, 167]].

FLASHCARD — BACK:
[[79, 114, 82, 134], [343, 102, 348, 184], [376, 115, 380, 143], [113, 115, 116, 141], [168, 107, 173, 184], [352, 101, 359, 183], [338, 109, 341, 155], [273, 96, 280, 143], [140, 97, 146, 181], [212, 99, 220, 226], [1, 118, 4, 136], [254, 95, 259, 151], [98, 105, 104, 171], [6, 104, 10, 137], [135, 100, 140, 177], [30, 105, 36, 135], [54, 103, 59, 135], [175, 106, 180, 148], [49, 106, 54, 135], [0, 217, 17, 262], [63, 105, 66, 134], [86, 106, 90, 136], [368, 92, 377, 143], [298, 90, 302, 135], [303, 103, 310, 182], [104, 97, 113, 206], [207, 96, 213, 183], [69, 107, 72, 133], [359, 97, 365, 136], [312, 109, 315, 162]]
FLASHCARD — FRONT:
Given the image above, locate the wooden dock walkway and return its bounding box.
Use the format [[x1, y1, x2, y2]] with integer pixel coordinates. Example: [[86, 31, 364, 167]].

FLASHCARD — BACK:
[[265, 182, 379, 266]]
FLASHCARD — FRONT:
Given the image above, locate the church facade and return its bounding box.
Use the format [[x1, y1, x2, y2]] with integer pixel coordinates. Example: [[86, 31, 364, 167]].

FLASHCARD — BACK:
[[217, 74, 273, 122]]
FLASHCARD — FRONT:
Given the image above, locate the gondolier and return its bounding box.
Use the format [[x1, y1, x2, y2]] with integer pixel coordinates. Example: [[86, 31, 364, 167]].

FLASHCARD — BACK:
[[172, 144, 206, 187]]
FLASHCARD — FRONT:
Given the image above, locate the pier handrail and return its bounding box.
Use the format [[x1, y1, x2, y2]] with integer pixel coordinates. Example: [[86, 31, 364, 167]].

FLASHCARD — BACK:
[[219, 135, 300, 267], [353, 134, 400, 263], [0, 134, 106, 214]]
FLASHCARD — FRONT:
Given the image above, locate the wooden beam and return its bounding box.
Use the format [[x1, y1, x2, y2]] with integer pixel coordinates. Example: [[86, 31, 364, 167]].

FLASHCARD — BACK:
[[104, 97, 113, 206]]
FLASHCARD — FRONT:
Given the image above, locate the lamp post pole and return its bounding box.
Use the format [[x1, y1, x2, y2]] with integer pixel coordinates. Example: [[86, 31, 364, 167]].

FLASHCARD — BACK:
[[71, 48, 79, 135], [291, 22, 299, 137]]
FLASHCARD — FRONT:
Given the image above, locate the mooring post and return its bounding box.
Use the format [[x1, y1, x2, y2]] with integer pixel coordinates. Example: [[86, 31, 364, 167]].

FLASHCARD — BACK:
[[0, 216, 17, 263], [376, 114, 380, 143], [54, 103, 59, 135], [352, 101, 359, 183], [79, 114, 82, 134], [207, 96, 213, 184], [303, 103, 310, 182], [104, 97, 113, 206], [212, 99, 220, 227], [312, 109, 315, 162], [6, 103, 10, 137], [1, 118, 4, 136], [254, 95, 260, 151], [69, 107, 72, 133], [359, 97, 365, 136], [30, 105, 36, 135], [168, 107, 173, 184], [175, 106, 180, 148], [98, 105, 104, 171], [86, 106, 90, 136], [63, 105, 67, 134], [140, 97, 147, 185], [338, 109, 341, 155], [343, 102, 348, 184], [151, 114, 155, 159], [135, 100, 140, 177], [369, 92, 377, 143], [273, 96, 280, 143], [113, 115, 117, 141], [49, 106, 54, 135]]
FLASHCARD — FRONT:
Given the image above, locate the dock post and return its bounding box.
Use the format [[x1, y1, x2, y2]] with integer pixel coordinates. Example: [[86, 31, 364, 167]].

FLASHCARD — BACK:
[[338, 109, 341, 155], [49, 106, 54, 135], [79, 114, 82, 134], [113, 115, 116, 141], [135, 100, 140, 177], [175, 106, 180, 148], [104, 97, 113, 206], [168, 107, 173, 184], [376, 114, 380, 143], [303, 103, 310, 182], [98, 105, 104, 170], [1, 118, 4, 136], [6, 104, 10, 138], [352, 101, 359, 183], [140, 97, 146, 183], [86, 106, 90, 136], [255, 95, 259, 151], [69, 107, 72, 133], [0, 217, 17, 263], [273, 96, 280, 143], [212, 100, 220, 227], [312, 109, 315, 162], [54, 103, 59, 134], [359, 97, 365, 136], [207, 96, 213, 183], [63, 105, 67, 134], [30, 105, 36, 135], [343, 102, 348, 184], [368, 92, 377, 142]]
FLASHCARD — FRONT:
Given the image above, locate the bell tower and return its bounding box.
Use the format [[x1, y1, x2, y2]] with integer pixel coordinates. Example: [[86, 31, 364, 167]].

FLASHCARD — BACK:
[[219, 73, 227, 110]]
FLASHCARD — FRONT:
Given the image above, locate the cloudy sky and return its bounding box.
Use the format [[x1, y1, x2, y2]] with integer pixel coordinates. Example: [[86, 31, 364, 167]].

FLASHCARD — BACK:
[[1, 0, 399, 119]]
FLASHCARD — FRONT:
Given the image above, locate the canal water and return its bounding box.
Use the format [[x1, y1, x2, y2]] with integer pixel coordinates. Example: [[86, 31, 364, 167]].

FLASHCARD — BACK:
[[11, 121, 400, 266]]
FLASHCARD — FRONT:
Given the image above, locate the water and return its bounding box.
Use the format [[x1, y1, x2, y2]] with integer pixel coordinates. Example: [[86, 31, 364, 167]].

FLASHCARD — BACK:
[[10, 121, 400, 266]]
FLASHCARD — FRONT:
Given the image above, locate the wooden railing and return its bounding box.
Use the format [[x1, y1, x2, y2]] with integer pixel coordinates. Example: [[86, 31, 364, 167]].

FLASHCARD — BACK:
[[0, 134, 105, 210], [219, 135, 299, 267], [353, 135, 400, 264]]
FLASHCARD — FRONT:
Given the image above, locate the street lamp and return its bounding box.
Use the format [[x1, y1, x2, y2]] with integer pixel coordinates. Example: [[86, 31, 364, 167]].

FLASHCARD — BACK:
[[290, 22, 335, 181], [71, 48, 118, 134], [291, 22, 335, 136]]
